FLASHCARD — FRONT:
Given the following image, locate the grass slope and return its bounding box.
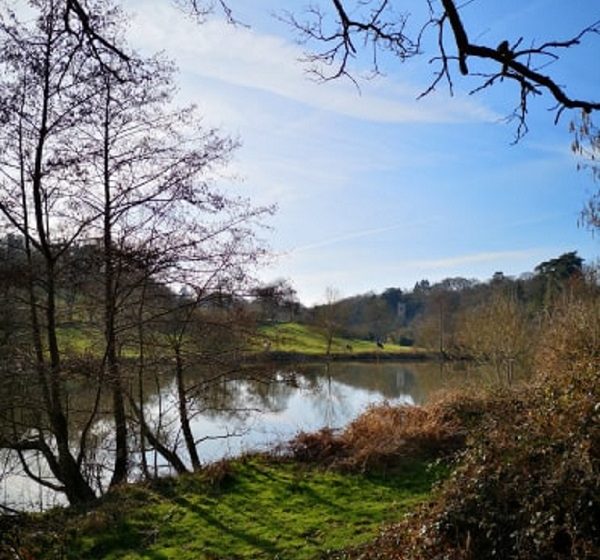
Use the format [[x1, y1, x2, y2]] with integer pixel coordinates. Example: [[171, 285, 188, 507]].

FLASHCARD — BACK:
[[8, 458, 445, 560], [56, 321, 418, 360], [259, 322, 414, 356]]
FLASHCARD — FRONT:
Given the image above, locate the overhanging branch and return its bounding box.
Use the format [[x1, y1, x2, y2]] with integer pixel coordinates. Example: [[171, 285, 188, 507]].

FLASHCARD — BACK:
[[287, 0, 599, 137]]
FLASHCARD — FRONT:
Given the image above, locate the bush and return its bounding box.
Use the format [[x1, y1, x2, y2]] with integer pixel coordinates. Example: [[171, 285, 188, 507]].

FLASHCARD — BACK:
[[287, 391, 495, 473], [337, 293, 600, 559]]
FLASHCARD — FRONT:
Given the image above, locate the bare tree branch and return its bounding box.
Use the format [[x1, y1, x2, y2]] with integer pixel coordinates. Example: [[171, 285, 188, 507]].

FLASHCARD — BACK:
[[440, 0, 600, 121], [286, 0, 600, 137], [176, 0, 243, 25], [57, 0, 599, 135], [64, 0, 129, 62], [281, 0, 417, 83]]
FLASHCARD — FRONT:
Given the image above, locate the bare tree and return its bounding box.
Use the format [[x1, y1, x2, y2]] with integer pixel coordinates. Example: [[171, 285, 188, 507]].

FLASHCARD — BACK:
[[73, 44, 242, 486], [251, 279, 298, 323], [49, 0, 600, 138], [80, 41, 272, 477], [0, 0, 107, 505], [0, 0, 272, 505], [413, 281, 463, 357], [315, 286, 342, 356], [456, 290, 532, 384]]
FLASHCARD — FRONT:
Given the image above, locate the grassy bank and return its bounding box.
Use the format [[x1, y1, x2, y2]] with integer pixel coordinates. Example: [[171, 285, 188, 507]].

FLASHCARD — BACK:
[[258, 322, 419, 358], [55, 321, 424, 361], [1, 457, 446, 560], [6, 365, 597, 559]]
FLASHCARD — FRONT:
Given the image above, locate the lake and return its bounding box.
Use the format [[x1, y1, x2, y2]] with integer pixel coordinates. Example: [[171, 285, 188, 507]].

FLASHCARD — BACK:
[[0, 359, 501, 511]]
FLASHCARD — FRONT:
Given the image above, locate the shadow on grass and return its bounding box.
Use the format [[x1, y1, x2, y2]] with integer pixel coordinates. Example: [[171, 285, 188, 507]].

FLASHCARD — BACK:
[[76, 459, 443, 559], [147, 462, 349, 557], [170, 493, 283, 556]]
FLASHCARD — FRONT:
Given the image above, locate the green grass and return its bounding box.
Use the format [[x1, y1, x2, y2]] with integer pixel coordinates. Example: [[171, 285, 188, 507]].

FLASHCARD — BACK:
[[259, 322, 415, 356], [23, 458, 445, 560], [56, 325, 103, 355], [56, 325, 141, 358], [56, 320, 416, 360]]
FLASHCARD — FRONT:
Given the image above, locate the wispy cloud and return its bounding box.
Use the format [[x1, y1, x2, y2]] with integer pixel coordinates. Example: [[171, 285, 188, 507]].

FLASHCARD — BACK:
[[127, 2, 498, 125], [288, 220, 436, 254]]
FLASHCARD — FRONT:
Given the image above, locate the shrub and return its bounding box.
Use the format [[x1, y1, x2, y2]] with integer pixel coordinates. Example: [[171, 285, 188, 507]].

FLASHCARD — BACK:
[[287, 394, 487, 472], [337, 292, 600, 559]]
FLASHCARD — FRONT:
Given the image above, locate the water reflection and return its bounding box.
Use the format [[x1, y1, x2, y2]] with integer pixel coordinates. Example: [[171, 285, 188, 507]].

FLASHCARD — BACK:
[[158, 360, 476, 464], [1, 360, 504, 510]]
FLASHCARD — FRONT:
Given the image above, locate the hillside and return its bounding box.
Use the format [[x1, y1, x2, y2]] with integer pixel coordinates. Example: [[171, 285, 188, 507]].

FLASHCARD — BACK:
[[258, 322, 420, 358]]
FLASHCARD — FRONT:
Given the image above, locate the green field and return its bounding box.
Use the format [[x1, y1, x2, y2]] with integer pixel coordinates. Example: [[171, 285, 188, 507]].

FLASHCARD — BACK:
[[259, 322, 416, 356], [17, 457, 444, 560], [55, 321, 418, 360], [56, 325, 140, 358]]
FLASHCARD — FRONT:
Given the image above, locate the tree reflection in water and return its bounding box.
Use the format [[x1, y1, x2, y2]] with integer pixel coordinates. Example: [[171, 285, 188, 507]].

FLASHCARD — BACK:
[[1, 360, 516, 510]]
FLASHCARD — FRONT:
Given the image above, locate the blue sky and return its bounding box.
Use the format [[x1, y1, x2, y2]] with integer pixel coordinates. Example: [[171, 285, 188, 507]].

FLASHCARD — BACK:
[[125, 0, 599, 304]]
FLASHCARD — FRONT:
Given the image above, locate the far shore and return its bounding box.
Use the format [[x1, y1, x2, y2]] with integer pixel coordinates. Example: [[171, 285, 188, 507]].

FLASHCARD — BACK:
[[247, 349, 444, 363]]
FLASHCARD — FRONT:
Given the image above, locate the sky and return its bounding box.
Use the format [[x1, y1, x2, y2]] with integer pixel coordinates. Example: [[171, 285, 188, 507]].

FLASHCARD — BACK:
[[123, 0, 599, 305]]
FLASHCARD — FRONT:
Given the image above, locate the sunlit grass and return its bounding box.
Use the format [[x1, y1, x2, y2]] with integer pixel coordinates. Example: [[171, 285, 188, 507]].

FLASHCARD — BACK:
[[54, 457, 445, 560], [56, 320, 417, 360], [56, 325, 103, 355], [56, 325, 140, 358], [259, 322, 415, 355]]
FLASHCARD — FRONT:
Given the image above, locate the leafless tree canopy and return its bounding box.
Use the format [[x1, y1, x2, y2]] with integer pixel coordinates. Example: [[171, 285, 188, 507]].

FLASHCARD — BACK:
[[0, 0, 273, 506], [284, 0, 600, 139], [63, 0, 599, 139]]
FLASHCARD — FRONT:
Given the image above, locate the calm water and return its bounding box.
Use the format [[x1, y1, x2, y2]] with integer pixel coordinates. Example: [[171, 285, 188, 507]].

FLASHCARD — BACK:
[[184, 360, 468, 461], [1, 360, 496, 511]]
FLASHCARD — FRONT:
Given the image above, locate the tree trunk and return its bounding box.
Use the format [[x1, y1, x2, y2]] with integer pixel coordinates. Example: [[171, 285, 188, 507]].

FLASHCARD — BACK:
[[46, 261, 96, 505], [26, 26, 96, 504], [129, 397, 189, 475], [103, 78, 128, 488], [174, 344, 201, 471]]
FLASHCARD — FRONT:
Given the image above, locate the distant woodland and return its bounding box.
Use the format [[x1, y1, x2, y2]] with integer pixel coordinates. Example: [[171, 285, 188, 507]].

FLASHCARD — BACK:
[[258, 250, 596, 354]]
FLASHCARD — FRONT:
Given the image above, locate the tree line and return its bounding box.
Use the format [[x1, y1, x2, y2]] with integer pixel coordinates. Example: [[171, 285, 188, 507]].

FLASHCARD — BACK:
[[254, 251, 597, 377]]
